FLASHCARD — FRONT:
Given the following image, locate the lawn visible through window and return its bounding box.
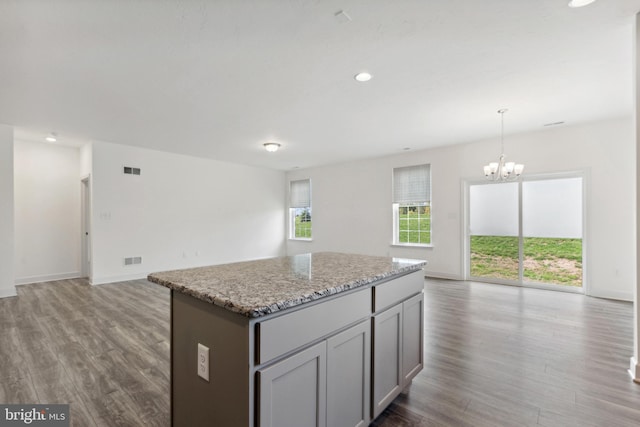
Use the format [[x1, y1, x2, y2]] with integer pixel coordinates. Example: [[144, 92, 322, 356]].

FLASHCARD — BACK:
[[470, 235, 582, 286], [293, 208, 312, 239], [398, 204, 431, 244]]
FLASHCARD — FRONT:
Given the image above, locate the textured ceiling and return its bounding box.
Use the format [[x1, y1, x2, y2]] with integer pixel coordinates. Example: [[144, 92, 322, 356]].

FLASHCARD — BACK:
[[1, 0, 639, 170]]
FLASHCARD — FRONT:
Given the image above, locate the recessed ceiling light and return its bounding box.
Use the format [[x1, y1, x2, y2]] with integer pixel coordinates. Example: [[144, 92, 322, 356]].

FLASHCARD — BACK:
[[263, 142, 281, 152], [354, 72, 372, 82], [45, 133, 57, 142], [568, 0, 596, 8]]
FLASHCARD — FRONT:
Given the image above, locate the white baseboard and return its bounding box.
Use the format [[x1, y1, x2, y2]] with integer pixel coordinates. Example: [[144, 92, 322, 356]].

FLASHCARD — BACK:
[[629, 357, 640, 383], [91, 272, 149, 286], [423, 271, 463, 281], [587, 288, 633, 302], [0, 286, 17, 299], [15, 271, 82, 286]]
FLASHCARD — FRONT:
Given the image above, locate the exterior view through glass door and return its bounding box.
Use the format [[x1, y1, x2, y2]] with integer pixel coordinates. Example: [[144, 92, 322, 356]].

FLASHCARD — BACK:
[[469, 175, 583, 290]]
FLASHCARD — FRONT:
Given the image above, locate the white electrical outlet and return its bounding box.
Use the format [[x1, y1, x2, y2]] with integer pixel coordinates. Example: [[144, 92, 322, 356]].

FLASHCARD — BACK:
[[197, 343, 210, 381]]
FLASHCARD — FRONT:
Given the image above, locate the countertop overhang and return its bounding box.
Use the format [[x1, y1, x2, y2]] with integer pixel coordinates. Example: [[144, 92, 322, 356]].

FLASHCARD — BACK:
[[148, 252, 426, 317]]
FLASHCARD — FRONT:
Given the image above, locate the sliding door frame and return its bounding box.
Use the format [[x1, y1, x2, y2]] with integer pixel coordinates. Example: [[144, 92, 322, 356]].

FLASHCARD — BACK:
[[463, 169, 589, 295]]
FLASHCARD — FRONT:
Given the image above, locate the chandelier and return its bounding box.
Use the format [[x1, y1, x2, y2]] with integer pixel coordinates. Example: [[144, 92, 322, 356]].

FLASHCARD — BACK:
[[483, 109, 524, 181]]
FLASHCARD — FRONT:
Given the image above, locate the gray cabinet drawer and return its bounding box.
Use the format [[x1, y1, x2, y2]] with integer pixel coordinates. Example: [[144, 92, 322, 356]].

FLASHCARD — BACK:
[[257, 289, 371, 364], [373, 270, 423, 312]]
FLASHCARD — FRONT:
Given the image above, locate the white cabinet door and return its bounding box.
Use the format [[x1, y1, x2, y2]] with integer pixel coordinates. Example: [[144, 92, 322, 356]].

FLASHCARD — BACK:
[[258, 341, 326, 427], [372, 303, 403, 418], [402, 292, 424, 385], [327, 320, 371, 427]]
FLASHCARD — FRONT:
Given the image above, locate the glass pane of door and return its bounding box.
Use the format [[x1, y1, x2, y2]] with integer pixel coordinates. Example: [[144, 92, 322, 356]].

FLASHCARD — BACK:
[[469, 183, 519, 281], [522, 178, 583, 287]]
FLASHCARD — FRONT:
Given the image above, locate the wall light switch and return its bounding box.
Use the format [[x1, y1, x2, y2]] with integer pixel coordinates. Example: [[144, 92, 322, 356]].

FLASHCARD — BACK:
[[197, 343, 210, 382]]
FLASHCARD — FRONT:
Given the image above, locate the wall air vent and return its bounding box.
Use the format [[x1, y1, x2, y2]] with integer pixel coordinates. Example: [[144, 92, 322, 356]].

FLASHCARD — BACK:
[[124, 256, 142, 265], [124, 166, 141, 175]]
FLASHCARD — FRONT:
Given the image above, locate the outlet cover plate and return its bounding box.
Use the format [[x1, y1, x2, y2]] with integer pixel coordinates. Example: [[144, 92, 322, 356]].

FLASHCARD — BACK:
[[197, 343, 209, 382]]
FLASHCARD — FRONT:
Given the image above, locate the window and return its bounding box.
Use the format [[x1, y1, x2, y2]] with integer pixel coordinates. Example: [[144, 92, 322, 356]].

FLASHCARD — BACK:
[[393, 164, 431, 245], [289, 179, 312, 239]]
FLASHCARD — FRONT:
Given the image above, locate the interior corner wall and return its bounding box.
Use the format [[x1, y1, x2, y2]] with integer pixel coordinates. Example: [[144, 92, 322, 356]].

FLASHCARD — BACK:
[[0, 125, 15, 298], [286, 117, 635, 301], [13, 140, 82, 284], [90, 141, 286, 285], [80, 142, 92, 177]]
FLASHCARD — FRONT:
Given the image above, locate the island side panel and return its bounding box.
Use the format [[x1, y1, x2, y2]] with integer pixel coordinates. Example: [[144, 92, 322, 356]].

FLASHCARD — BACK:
[[171, 291, 252, 427]]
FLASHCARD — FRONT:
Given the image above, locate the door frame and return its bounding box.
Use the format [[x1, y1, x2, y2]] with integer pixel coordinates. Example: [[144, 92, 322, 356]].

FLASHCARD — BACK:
[[81, 175, 92, 281], [463, 169, 589, 295]]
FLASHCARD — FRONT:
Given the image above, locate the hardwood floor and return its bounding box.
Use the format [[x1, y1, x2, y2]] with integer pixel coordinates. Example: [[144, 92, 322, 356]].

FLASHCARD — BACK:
[[374, 279, 640, 427], [1, 277, 639, 426], [0, 279, 170, 426]]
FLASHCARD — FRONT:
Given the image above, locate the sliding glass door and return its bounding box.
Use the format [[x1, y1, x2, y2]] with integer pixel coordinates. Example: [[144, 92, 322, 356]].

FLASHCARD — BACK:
[[522, 178, 583, 287], [468, 175, 584, 290], [469, 182, 519, 281]]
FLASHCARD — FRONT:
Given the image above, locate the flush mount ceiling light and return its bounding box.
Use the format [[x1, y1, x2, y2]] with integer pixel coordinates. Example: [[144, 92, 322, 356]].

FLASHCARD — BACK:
[[263, 142, 281, 152], [483, 109, 524, 181], [354, 72, 372, 82], [568, 0, 596, 7], [45, 133, 57, 142]]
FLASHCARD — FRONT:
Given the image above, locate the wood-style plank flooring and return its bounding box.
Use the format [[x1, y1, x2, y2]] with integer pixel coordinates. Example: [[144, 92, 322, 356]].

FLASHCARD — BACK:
[[1, 278, 639, 426], [0, 279, 170, 426], [374, 279, 640, 427]]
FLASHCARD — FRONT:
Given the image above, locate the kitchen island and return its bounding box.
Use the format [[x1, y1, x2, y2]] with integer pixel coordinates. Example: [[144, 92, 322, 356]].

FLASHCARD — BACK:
[[148, 252, 426, 427]]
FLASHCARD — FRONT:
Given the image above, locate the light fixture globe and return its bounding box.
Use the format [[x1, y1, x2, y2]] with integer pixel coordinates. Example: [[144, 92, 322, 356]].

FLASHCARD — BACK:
[[354, 72, 372, 82], [568, 0, 596, 7], [45, 133, 57, 142], [482, 109, 524, 182], [263, 142, 281, 152]]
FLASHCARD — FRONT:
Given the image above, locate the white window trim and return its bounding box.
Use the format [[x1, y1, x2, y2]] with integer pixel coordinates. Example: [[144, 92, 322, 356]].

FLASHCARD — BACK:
[[288, 179, 312, 241], [288, 207, 313, 241], [392, 202, 432, 247]]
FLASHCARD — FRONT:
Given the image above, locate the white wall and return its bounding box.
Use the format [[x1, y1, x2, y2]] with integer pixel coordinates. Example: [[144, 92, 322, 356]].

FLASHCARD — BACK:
[[14, 141, 82, 284], [80, 142, 92, 177], [287, 117, 635, 301], [0, 125, 15, 297], [90, 141, 286, 284]]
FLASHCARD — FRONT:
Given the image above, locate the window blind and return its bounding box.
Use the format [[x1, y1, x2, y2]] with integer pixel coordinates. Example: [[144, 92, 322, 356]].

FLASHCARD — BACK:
[[290, 179, 311, 208], [393, 164, 431, 204]]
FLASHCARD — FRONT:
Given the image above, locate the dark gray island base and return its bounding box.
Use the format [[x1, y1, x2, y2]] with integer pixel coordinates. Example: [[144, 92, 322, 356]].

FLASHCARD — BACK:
[[148, 252, 427, 427]]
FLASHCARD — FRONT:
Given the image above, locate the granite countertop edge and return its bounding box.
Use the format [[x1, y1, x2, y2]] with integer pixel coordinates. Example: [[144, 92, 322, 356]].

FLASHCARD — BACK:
[[148, 262, 425, 318]]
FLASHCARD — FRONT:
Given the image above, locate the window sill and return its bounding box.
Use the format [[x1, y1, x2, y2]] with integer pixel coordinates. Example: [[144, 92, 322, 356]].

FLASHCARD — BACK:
[[289, 238, 313, 242], [390, 243, 433, 249]]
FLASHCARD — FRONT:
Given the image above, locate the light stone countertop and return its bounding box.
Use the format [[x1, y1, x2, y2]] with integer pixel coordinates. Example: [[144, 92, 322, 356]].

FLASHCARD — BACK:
[[148, 252, 426, 318]]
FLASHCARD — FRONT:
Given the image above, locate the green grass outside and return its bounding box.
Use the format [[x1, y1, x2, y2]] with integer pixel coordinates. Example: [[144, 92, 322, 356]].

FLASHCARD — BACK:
[[470, 235, 582, 286], [398, 206, 431, 244], [294, 215, 312, 238]]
